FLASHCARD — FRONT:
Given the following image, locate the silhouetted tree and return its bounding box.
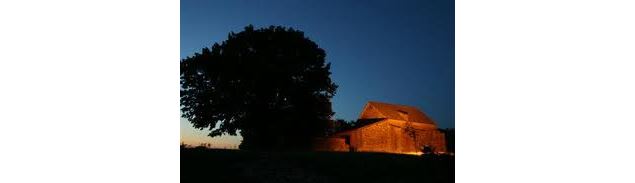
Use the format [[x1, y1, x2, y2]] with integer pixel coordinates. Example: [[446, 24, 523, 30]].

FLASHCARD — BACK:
[[440, 128, 455, 153], [180, 25, 338, 150]]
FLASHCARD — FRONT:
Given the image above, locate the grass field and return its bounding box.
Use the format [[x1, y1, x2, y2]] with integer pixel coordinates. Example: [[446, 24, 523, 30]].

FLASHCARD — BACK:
[[181, 147, 454, 183]]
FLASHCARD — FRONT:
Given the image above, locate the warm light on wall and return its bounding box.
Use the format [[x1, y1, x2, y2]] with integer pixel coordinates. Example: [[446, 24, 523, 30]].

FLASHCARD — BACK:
[[403, 152, 424, 156]]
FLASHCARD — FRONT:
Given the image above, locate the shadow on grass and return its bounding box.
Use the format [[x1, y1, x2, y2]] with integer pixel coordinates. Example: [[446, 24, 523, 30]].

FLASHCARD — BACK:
[[181, 147, 454, 183]]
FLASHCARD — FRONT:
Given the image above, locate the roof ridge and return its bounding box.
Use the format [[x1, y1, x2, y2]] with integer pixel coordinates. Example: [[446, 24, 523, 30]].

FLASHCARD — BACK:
[[363, 101, 437, 126]]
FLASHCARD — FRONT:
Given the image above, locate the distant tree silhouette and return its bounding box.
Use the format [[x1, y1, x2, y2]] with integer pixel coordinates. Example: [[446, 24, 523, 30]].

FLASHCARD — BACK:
[[440, 128, 455, 153], [180, 25, 338, 150]]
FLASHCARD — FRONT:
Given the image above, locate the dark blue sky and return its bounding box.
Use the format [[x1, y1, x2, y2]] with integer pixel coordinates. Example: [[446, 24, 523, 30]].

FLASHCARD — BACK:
[[181, 0, 454, 128]]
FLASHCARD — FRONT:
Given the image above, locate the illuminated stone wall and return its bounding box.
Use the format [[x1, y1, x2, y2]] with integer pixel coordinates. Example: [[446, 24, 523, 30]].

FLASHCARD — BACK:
[[412, 128, 447, 153], [314, 119, 447, 154], [312, 137, 349, 152], [357, 121, 393, 152], [344, 119, 446, 154]]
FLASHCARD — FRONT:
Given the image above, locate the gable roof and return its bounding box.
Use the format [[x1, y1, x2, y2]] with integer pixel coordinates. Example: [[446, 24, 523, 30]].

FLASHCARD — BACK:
[[359, 101, 437, 126]]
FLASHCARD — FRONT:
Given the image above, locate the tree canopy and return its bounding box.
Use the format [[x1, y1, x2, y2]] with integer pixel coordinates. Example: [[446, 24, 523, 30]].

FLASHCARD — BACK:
[[180, 25, 338, 150]]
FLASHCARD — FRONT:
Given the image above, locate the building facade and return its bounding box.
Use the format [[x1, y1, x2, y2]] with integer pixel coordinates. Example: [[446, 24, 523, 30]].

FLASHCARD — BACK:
[[314, 101, 447, 155]]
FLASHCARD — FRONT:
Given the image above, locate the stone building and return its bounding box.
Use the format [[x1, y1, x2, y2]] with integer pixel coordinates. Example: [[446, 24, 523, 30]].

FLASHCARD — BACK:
[[313, 101, 447, 155]]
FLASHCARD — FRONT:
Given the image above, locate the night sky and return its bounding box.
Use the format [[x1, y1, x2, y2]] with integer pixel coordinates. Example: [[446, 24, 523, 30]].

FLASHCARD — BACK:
[[180, 0, 454, 146]]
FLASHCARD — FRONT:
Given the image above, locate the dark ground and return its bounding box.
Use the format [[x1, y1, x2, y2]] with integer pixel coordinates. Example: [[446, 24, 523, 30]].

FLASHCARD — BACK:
[[181, 148, 454, 183]]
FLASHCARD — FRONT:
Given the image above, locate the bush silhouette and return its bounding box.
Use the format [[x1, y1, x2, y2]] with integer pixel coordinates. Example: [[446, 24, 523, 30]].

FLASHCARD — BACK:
[[180, 25, 338, 150]]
